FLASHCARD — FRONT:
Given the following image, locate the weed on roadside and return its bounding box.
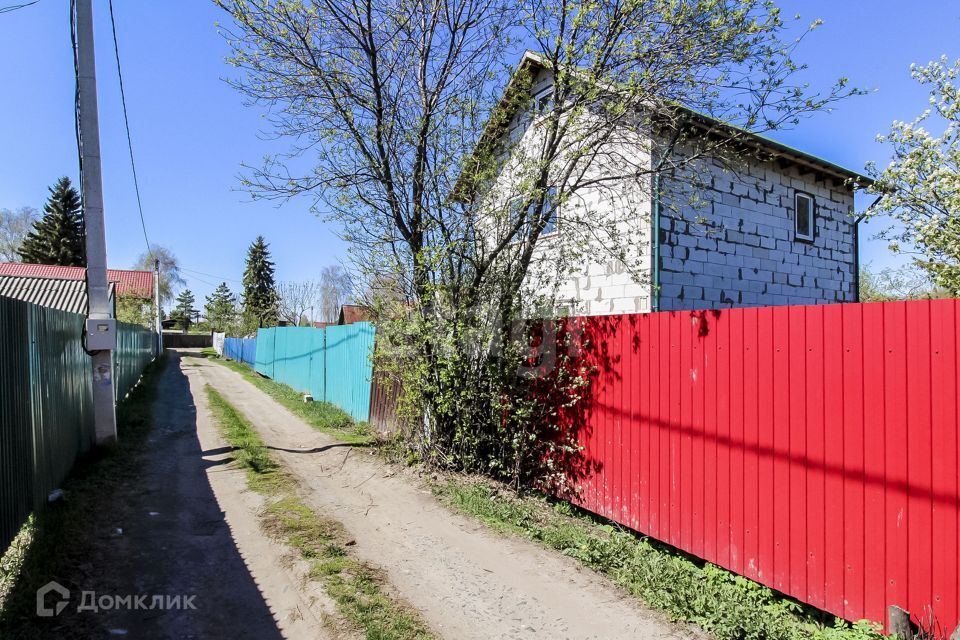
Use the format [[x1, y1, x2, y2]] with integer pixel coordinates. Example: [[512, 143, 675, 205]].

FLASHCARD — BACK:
[[204, 385, 434, 640], [436, 480, 889, 640]]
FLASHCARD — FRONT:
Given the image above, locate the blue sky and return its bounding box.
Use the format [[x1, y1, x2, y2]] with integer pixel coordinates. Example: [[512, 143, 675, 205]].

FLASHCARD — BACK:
[[1, 1, 958, 302]]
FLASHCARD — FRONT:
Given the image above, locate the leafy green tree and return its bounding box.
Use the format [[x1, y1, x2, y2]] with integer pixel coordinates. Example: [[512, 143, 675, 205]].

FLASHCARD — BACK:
[[242, 235, 278, 328], [172, 289, 198, 332], [219, 0, 859, 484], [866, 56, 960, 295], [133, 245, 185, 310], [116, 293, 155, 328], [205, 282, 239, 332], [18, 177, 86, 266]]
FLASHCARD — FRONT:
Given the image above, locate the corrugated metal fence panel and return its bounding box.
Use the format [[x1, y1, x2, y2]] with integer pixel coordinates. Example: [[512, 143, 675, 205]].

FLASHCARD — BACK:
[[369, 362, 403, 433], [557, 299, 960, 632], [212, 332, 225, 356], [254, 328, 275, 378], [0, 297, 34, 553], [323, 323, 374, 422], [0, 297, 94, 553], [224, 337, 257, 366], [272, 327, 318, 393], [240, 324, 374, 422], [242, 338, 257, 366], [307, 329, 326, 402], [114, 321, 155, 400]]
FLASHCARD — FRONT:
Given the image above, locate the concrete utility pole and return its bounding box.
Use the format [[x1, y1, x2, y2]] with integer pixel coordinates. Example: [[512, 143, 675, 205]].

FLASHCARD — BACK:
[[76, 0, 118, 444], [154, 259, 163, 355]]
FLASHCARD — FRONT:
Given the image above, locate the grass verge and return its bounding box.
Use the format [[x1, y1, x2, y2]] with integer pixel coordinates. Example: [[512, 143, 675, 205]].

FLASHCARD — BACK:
[[211, 358, 371, 445], [204, 385, 433, 640], [0, 355, 167, 637], [435, 480, 888, 640]]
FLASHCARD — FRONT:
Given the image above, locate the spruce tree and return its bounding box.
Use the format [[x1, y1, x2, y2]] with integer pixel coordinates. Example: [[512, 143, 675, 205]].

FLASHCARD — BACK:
[[242, 236, 278, 328], [18, 176, 86, 266], [204, 282, 238, 332], [172, 289, 197, 332]]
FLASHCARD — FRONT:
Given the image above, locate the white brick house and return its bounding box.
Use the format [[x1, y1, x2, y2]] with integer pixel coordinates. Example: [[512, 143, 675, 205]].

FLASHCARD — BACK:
[[481, 52, 867, 316]]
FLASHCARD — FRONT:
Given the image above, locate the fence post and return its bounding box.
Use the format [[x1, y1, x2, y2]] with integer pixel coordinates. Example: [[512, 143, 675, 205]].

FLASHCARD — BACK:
[[888, 606, 913, 640]]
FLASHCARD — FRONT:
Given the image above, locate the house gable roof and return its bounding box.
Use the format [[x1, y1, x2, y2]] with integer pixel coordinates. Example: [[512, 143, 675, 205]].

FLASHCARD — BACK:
[[338, 305, 371, 325], [0, 262, 153, 297], [467, 51, 871, 189], [0, 274, 116, 314]]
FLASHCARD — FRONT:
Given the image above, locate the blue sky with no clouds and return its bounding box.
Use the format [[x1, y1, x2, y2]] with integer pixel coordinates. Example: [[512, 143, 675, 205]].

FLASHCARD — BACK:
[[0, 0, 958, 302]]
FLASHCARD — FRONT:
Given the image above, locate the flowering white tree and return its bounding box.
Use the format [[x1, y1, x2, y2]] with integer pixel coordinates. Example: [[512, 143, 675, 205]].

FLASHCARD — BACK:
[[866, 57, 960, 294]]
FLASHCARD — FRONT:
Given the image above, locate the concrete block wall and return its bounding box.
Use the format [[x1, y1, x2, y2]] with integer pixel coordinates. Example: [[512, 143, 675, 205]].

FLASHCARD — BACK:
[[657, 153, 857, 311]]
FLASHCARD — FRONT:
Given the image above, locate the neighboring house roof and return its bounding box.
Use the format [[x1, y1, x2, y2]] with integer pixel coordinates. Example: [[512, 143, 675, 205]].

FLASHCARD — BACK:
[[0, 275, 115, 315], [312, 321, 333, 329], [464, 50, 871, 192], [0, 262, 153, 297], [338, 305, 371, 325]]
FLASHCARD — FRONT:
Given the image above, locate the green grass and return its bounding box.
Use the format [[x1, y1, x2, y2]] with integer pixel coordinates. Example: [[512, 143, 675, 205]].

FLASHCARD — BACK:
[[199, 347, 218, 358], [212, 358, 372, 445], [0, 355, 168, 637], [436, 480, 889, 640], [205, 386, 434, 640]]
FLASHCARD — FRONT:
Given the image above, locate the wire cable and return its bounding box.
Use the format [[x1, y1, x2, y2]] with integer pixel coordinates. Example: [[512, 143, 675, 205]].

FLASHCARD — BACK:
[[180, 266, 244, 285], [107, 0, 152, 259], [0, 1, 38, 14]]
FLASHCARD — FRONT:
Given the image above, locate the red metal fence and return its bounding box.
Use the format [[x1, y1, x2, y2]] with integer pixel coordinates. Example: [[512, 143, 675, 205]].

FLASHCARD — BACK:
[[559, 299, 959, 632]]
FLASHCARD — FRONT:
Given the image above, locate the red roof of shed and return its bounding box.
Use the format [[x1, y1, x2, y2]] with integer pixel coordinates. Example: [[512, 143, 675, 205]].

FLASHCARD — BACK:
[[0, 262, 153, 297], [338, 304, 371, 325]]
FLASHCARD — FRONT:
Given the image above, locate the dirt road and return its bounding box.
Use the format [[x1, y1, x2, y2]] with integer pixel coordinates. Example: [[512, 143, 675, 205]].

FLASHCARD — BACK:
[[54, 352, 332, 639], [191, 353, 697, 640]]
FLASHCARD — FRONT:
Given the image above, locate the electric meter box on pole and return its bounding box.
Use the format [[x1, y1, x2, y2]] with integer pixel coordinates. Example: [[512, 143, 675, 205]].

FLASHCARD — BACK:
[[85, 318, 117, 351]]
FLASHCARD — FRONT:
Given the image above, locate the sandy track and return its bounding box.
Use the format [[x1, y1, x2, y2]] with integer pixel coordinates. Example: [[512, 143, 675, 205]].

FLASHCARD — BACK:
[[47, 351, 333, 639], [193, 355, 699, 640]]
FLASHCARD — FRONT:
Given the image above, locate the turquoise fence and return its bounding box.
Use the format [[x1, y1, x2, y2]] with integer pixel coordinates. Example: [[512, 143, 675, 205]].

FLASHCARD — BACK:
[[252, 323, 375, 421], [224, 337, 256, 366], [0, 298, 155, 554]]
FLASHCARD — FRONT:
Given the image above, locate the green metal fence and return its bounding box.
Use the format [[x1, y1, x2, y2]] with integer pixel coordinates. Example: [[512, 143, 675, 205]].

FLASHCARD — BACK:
[[116, 320, 156, 400], [0, 297, 155, 554]]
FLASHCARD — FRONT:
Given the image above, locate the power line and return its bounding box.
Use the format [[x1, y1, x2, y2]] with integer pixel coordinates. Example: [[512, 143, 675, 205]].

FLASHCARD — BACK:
[[0, 1, 39, 14], [180, 266, 244, 285], [106, 0, 152, 259]]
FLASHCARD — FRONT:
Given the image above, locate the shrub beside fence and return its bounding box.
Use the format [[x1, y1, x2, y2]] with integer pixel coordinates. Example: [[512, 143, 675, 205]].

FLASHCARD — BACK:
[[556, 298, 960, 633], [0, 297, 156, 555]]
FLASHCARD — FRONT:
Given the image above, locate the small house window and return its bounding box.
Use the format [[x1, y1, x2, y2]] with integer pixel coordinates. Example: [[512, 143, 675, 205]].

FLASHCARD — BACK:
[[533, 87, 554, 115], [795, 192, 815, 241]]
